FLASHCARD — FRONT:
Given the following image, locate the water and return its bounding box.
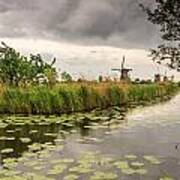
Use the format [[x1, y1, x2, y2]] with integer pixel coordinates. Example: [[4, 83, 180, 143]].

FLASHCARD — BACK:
[[0, 95, 180, 179]]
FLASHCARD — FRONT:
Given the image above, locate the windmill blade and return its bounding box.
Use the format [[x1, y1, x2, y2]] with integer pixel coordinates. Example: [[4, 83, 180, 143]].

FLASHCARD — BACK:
[[111, 68, 121, 71], [121, 56, 126, 69]]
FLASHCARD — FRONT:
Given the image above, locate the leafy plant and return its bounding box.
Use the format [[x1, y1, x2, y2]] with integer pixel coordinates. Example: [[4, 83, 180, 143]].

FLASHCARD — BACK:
[[0, 42, 57, 86]]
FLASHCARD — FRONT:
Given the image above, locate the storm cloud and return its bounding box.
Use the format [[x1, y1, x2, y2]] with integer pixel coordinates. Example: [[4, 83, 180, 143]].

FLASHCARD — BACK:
[[0, 0, 158, 48]]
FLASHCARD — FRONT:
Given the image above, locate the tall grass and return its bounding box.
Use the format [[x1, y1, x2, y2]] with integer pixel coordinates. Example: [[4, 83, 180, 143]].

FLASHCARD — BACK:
[[0, 82, 177, 115]]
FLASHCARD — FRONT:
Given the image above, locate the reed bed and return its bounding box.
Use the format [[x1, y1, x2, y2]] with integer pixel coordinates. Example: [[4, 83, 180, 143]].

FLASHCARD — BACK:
[[0, 82, 177, 115]]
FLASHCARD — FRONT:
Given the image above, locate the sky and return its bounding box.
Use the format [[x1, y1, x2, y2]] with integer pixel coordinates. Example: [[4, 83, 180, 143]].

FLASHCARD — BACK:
[[0, 0, 179, 80]]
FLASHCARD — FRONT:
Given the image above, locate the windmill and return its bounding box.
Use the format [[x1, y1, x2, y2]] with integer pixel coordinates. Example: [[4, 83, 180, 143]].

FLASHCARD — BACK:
[[154, 70, 174, 82], [111, 56, 132, 81]]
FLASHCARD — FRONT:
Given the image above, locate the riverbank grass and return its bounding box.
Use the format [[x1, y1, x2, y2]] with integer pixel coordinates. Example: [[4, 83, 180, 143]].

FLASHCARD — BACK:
[[0, 82, 177, 115]]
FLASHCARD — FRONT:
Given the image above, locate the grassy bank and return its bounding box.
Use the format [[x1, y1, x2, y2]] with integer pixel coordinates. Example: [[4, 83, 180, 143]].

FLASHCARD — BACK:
[[0, 82, 178, 115]]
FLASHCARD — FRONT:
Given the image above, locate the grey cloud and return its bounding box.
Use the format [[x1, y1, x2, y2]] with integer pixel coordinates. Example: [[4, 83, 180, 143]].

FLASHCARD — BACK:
[[0, 0, 158, 49]]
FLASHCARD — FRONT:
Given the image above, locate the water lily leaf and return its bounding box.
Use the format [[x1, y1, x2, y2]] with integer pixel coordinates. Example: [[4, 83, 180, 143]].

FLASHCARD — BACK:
[[63, 174, 79, 180], [6, 130, 15, 133], [121, 168, 136, 175], [125, 155, 137, 160], [1, 148, 14, 154], [44, 133, 58, 137], [3, 158, 17, 164], [69, 166, 94, 174], [20, 138, 31, 144], [23, 152, 37, 158], [98, 157, 114, 166], [0, 136, 7, 140], [54, 139, 64, 143], [62, 122, 74, 127], [14, 123, 25, 126], [84, 137, 103, 143], [28, 143, 42, 151], [29, 174, 54, 180], [59, 130, 69, 135], [33, 166, 44, 171], [7, 170, 22, 176], [51, 158, 74, 164], [70, 130, 77, 134], [114, 161, 129, 169], [47, 164, 67, 175], [15, 128, 22, 132], [143, 155, 161, 164], [24, 161, 40, 167], [6, 137, 15, 141], [131, 162, 144, 168], [0, 175, 25, 180], [90, 171, 117, 180], [29, 130, 38, 134], [159, 177, 174, 180], [0, 169, 9, 176], [38, 150, 51, 159], [39, 122, 51, 126], [0, 123, 8, 128], [135, 168, 148, 175], [3, 158, 18, 169]]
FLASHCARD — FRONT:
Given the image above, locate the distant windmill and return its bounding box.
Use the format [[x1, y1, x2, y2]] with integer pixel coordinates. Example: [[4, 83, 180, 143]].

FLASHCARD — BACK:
[[154, 70, 174, 82], [111, 56, 132, 81]]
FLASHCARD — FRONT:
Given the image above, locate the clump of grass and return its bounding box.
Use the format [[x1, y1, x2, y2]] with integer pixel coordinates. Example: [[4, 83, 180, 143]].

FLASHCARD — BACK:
[[0, 82, 177, 115]]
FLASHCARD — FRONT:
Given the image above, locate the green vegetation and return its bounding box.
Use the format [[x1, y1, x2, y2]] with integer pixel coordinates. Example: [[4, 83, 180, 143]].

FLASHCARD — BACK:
[[0, 42, 57, 86], [0, 42, 178, 115], [0, 82, 177, 115], [61, 71, 73, 82], [0, 146, 169, 180], [141, 1, 180, 70]]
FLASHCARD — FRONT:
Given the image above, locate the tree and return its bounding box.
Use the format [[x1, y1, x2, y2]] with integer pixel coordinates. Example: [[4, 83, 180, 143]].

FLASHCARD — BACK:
[[141, 0, 180, 70], [61, 71, 72, 82], [0, 42, 57, 86]]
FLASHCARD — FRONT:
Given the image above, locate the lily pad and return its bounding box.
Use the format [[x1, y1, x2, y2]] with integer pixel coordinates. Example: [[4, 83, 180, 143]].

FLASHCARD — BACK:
[[28, 143, 42, 151], [114, 161, 129, 169], [90, 171, 118, 180], [143, 155, 161, 164], [159, 177, 174, 180], [0, 123, 8, 128], [125, 155, 137, 160], [6, 137, 15, 141], [63, 174, 79, 180], [44, 133, 58, 137], [47, 164, 67, 175], [3, 158, 18, 169], [135, 168, 148, 175], [54, 139, 64, 143], [6, 130, 15, 133], [0, 136, 7, 140], [1, 148, 14, 154], [121, 168, 136, 175], [29, 130, 38, 134], [69, 166, 94, 174], [54, 158, 74, 164], [131, 162, 144, 168], [20, 138, 31, 144], [33, 166, 44, 171]]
